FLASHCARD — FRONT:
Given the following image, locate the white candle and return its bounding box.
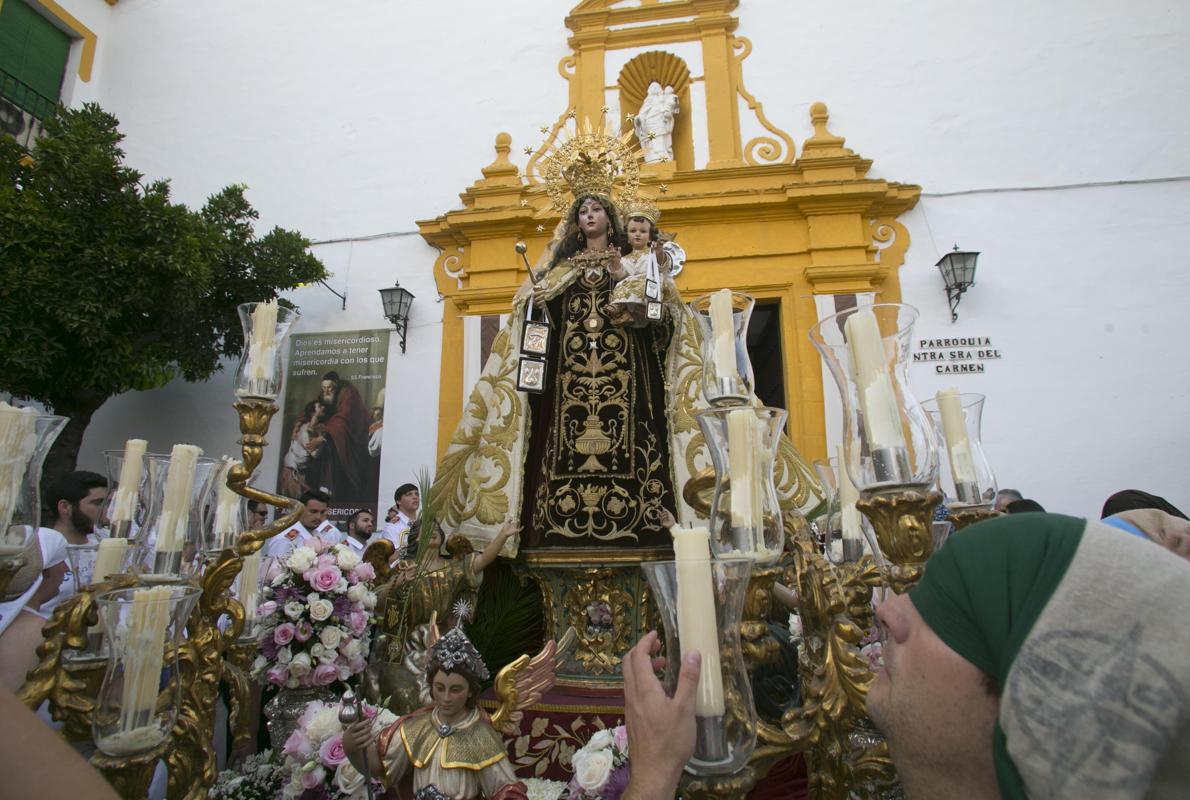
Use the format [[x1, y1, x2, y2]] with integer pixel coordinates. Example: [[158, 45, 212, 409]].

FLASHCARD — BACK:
[[837, 444, 863, 542], [155, 444, 202, 556], [708, 289, 736, 379], [670, 525, 725, 717], [110, 438, 147, 526], [93, 538, 129, 584], [727, 408, 763, 550], [238, 553, 262, 626], [843, 309, 905, 450], [935, 388, 977, 484], [211, 459, 242, 547], [246, 300, 279, 384], [0, 403, 38, 548], [118, 585, 172, 734]]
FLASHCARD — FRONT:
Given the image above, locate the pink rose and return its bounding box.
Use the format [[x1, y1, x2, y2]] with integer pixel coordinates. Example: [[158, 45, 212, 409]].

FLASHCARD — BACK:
[[319, 733, 347, 767], [362, 703, 377, 719], [317, 553, 337, 568], [613, 725, 628, 752], [308, 566, 342, 593], [257, 600, 278, 618], [352, 562, 375, 583], [313, 663, 338, 686], [273, 623, 295, 645], [349, 611, 368, 636], [295, 620, 313, 642], [283, 729, 314, 759], [299, 765, 326, 790], [265, 665, 289, 685]]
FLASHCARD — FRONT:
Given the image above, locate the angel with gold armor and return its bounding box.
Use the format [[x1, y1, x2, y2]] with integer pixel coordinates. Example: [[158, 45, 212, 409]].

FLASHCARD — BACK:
[[343, 625, 571, 800]]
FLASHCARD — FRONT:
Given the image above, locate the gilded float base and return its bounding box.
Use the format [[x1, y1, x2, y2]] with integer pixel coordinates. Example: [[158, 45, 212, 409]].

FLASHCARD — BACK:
[[680, 765, 758, 799]]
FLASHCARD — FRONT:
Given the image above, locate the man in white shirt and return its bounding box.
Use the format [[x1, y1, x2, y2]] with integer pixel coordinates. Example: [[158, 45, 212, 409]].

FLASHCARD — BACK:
[[376, 482, 418, 555], [343, 510, 375, 555], [38, 471, 108, 617], [263, 489, 337, 560]]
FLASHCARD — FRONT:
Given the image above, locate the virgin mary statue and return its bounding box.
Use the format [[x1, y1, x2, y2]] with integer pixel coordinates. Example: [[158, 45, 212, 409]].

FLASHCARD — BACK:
[[430, 122, 819, 554]]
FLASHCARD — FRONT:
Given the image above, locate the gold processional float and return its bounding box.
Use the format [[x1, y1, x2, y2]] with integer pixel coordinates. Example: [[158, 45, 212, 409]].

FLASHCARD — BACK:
[[2, 289, 1001, 797]]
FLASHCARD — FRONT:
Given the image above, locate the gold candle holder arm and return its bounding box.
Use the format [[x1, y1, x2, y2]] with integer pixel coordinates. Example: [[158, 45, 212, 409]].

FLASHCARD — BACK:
[[224, 639, 260, 756], [947, 504, 1002, 531], [227, 398, 303, 557], [92, 741, 170, 799], [855, 488, 941, 595]]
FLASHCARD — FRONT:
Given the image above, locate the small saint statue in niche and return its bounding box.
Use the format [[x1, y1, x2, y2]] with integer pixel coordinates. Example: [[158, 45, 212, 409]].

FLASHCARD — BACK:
[[633, 81, 679, 163]]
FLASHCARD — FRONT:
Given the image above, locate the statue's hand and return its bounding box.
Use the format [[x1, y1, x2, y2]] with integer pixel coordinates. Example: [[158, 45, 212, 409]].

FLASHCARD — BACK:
[[342, 718, 375, 775], [607, 245, 624, 277], [532, 285, 547, 310]]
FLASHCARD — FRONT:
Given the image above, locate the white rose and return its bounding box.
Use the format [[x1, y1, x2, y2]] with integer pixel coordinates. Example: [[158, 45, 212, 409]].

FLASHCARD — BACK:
[[572, 748, 613, 793], [334, 577, 349, 594], [587, 729, 613, 751], [277, 646, 292, 665], [347, 584, 366, 603], [310, 642, 328, 660], [306, 706, 341, 743], [284, 601, 304, 620], [306, 592, 321, 604], [320, 626, 343, 650], [287, 546, 316, 573], [252, 655, 267, 672], [362, 590, 377, 610], [336, 549, 361, 571], [271, 571, 287, 587], [289, 652, 312, 677], [309, 598, 334, 622], [340, 638, 362, 662], [335, 762, 366, 798]]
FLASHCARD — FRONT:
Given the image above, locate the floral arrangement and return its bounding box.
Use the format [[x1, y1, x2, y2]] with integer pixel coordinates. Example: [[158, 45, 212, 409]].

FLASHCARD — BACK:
[[859, 626, 883, 672], [563, 726, 630, 800], [280, 699, 396, 800], [209, 750, 286, 800], [252, 537, 378, 688], [524, 778, 568, 800]]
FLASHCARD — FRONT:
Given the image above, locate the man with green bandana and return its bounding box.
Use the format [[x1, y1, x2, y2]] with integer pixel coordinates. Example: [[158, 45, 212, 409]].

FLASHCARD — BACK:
[[868, 514, 1190, 799]]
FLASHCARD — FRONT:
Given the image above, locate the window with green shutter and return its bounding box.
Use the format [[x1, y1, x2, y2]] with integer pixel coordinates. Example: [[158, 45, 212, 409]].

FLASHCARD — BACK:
[[0, 0, 71, 119]]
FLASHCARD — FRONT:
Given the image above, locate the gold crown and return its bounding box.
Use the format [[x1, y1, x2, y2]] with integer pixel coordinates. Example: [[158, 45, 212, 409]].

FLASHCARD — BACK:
[[621, 195, 660, 225], [538, 117, 640, 213]]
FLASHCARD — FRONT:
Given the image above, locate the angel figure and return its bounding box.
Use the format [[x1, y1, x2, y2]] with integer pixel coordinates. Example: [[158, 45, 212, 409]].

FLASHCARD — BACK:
[[343, 625, 572, 800], [367, 519, 519, 715]]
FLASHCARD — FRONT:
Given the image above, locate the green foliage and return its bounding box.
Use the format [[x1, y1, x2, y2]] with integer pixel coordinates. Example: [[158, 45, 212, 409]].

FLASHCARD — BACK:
[[0, 103, 326, 416], [464, 559, 544, 686]]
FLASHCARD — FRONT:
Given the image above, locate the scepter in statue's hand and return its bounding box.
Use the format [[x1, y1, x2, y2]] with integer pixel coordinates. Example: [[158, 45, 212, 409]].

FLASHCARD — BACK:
[[339, 689, 376, 800]]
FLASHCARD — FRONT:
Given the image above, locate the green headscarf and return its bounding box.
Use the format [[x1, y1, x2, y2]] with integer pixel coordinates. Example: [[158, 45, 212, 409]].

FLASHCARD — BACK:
[[908, 512, 1085, 799]]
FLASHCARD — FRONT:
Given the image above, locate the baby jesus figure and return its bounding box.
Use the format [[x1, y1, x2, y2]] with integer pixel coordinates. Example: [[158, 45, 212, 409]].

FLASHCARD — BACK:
[[343, 627, 528, 800]]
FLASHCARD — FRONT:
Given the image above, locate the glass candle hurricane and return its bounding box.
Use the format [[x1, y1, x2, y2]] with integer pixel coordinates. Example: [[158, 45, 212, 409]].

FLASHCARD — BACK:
[[0, 411, 68, 555], [922, 392, 997, 508], [136, 453, 219, 578], [808, 304, 938, 491], [101, 446, 149, 540], [234, 301, 301, 400], [696, 406, 787, 565], [642, 556, 755, 776], [92, 584, 201, 757], [199, 460, 246, 556], [690, 290, 756, 405]]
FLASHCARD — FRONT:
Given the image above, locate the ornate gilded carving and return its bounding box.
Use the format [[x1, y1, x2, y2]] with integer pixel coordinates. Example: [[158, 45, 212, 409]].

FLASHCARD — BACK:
[[565, 568, 634, 676], [855, 488, 941, 594], [679, 765, 759, 800], [740, 565, 782, 669], [948, 505, 1002, 531], [92, 741, 169, 799]]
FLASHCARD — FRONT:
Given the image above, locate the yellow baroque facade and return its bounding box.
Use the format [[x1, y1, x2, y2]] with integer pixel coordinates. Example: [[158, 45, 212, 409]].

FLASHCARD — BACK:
[[418, 0, 919, 464]]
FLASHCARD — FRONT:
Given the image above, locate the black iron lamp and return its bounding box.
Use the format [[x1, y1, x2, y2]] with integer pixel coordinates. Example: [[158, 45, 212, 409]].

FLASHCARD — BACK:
[[936, 245, 980, 322], [378, 282, 416, 353]]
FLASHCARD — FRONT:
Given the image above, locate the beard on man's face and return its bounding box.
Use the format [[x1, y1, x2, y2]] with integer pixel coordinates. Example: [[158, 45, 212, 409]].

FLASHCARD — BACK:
[[71, 505, 95, 535]]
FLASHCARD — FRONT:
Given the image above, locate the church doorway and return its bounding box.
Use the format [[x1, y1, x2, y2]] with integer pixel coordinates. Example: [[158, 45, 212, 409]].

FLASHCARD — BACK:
[[747, 300, 787, 416]]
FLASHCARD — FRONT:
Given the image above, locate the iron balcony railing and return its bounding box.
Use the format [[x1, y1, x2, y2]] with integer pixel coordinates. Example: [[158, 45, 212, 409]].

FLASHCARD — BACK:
[[0, 68, 58, 153]]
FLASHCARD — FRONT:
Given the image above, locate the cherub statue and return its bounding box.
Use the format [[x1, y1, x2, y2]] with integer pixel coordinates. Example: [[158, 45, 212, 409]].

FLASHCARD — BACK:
[[343, 625, 573, 800]]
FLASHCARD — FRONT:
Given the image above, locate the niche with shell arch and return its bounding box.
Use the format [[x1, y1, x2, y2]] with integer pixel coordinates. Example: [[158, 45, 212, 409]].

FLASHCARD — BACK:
[[618, 51, 693, 171]]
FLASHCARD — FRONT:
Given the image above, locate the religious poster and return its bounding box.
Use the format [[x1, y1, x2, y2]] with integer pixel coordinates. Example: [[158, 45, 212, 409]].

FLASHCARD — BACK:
[[277, 329, 389, 527]]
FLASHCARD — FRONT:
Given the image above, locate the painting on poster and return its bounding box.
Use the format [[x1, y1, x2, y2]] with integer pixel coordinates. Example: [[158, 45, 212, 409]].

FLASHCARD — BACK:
[[277, 329, 389, 527]]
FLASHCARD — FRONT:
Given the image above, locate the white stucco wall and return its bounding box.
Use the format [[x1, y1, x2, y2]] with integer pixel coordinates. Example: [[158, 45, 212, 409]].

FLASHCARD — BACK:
[[45, 0, 1189, 516]]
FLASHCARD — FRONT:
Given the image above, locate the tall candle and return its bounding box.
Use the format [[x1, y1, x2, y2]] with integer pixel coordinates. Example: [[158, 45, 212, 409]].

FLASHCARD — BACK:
[[727, 408, 763, 551], [110, 438, 147, 526], [119, 585, 171, 734], [843, 309, 905, 450], [211, 459, 242, 548], [935, 388, 977, 483], [239, 553, 262, 626], [837, 444, 864, 542], [155, 444, 202, 556], [93, 537, 129, 584], [670, 525, 725, 717], [247, 300, 279, 383], [0, 403, 38, 549], [708, 289, 736, 379]]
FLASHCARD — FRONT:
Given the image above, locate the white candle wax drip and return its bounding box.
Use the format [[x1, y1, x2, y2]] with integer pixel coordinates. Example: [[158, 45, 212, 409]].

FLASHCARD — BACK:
[[155, 444, 202, 556], [837, 444, 864, 542], [708, 289, 736, 381], [115, 585, 172, 741], [843, 309, 906, 451], [211, 459, 242, 548], [726, 408, 764, 554], [936, 388, 978, 484], [670, 524, 726, 717], [238, 553, 262, 627], [110, 438, 147, 525]]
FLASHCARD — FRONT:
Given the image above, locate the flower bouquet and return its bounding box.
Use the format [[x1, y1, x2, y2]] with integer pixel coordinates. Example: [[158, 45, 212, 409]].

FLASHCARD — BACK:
[[280, 699, 396, 800], [252, 537, 378, 688], [210, 750, 286, 800], [563, 726, 630, 800]]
